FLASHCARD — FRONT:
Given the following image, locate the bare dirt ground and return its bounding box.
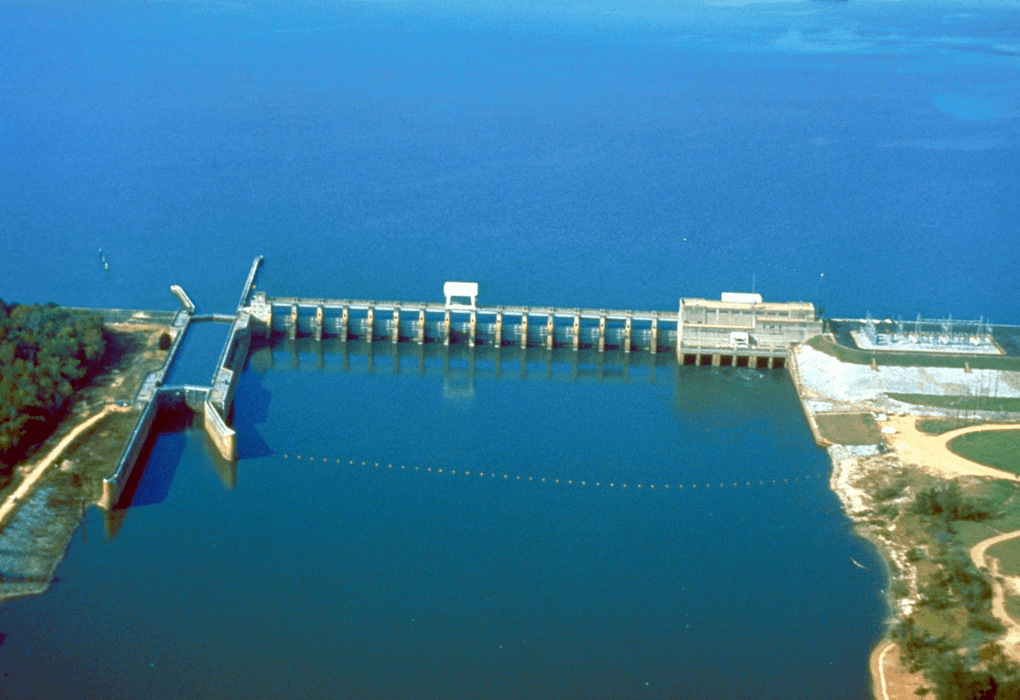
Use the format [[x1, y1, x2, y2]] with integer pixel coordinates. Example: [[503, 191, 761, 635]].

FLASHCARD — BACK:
[[884, 417, 1020, 482], [871, 642, 928, 700]]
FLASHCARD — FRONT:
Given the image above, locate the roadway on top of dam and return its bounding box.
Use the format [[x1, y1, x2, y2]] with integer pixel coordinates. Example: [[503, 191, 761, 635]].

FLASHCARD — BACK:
[[266, 295, 680, 321]]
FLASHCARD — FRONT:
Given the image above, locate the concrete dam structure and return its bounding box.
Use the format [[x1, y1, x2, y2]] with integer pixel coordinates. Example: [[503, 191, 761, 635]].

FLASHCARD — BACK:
[[99, 257, 822, 510], [246, 290, 820, 370], [98, 258, 261, 509]]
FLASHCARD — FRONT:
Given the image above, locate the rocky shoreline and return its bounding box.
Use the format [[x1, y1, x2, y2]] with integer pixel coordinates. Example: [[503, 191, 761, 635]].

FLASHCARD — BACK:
[[827, 444, 920, 619], [0, 486, 83, 602]]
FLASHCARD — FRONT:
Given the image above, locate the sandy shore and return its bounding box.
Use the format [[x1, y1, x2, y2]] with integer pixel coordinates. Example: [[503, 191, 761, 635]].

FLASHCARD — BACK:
[[870, 642, 927, 700]]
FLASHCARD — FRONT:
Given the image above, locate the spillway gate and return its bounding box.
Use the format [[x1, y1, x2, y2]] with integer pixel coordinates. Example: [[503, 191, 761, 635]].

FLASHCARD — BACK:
[[246, 289, 821, 370]]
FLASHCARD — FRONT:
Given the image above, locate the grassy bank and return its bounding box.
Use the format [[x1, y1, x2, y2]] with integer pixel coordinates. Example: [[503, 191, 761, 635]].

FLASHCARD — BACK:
[[887, 393, 1020, 413], [947, 431, 1020, 476], [815, 413, 881, 445], [986, 538, 1020, 578], [917, 418, 999, 436]]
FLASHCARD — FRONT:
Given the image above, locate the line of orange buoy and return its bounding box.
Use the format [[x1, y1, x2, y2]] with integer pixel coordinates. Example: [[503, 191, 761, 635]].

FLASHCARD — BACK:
[[271, 453, 824, 492]]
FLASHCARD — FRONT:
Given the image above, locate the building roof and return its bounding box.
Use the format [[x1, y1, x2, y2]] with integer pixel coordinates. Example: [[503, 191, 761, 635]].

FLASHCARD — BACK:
[[680, 298, 816, 313]]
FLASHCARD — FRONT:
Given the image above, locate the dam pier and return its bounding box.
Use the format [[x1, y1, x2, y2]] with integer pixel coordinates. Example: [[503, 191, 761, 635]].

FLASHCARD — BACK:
[[100, 256, 822, 509], [248, 290, 819, 370]]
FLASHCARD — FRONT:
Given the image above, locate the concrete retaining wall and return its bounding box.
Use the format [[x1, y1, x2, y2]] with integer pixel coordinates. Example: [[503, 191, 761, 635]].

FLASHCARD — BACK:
[[100, 382, 234, 510], [98, 395, 161, 510], [136, 307, 193, 404], [203, 399, 236, 462], [785, 348, 827, 447], [209, 313, 252, 418]]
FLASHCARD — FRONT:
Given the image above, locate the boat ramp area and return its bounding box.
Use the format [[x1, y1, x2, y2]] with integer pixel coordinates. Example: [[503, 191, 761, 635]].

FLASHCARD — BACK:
[[99, 257, 823, 509]]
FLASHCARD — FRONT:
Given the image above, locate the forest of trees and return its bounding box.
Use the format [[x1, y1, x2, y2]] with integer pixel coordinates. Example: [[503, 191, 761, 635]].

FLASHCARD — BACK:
[[894, 616, 1020, 699], [0, 301, 106, 485]]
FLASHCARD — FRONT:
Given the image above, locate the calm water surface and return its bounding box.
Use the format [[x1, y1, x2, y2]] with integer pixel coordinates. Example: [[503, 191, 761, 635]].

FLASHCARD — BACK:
[[1, 0, 1018, 697], [1, 345, 886, 698], [1, 0, 1018, 320]]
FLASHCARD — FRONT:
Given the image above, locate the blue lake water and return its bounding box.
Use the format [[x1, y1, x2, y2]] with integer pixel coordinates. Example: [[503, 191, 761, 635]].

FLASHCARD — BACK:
[[0, 345, 887, 698], [2, 0, 1018, 321], [1, 0, 1018, 697], [163, 321, 233, 387]]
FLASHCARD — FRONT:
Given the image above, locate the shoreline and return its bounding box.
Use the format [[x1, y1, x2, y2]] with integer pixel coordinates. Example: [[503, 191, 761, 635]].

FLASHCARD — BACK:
[[828, 444, 921, 699], [0, 319, 173, 604], [792, 341, 1020, 698], [0, 404, 131, 531], [870, 641, 928, 700]]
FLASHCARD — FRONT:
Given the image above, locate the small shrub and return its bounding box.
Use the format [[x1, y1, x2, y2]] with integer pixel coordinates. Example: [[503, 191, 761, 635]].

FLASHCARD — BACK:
[[158, 333, 172, 351], [876, 503, 900, 521], [968, 611, 1006, 635], [914, 482, 963, 518], [920, 582, 954, 610], [892, 616, 953, 673], [906, 547, 927, 563], [875, 478, 909, 502], [912, 481, 990, 521]]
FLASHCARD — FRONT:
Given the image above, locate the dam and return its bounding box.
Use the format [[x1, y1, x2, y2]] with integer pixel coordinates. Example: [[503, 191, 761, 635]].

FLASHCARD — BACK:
[[97, 256, 822, 509], [250, 288, 818, 368]]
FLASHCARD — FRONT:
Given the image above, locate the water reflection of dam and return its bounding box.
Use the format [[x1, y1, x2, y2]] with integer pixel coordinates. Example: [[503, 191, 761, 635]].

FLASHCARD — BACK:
[[254, 337, 681, 384]]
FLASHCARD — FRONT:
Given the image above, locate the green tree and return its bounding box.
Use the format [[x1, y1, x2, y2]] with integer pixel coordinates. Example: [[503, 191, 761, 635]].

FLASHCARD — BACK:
[[0, 302, 106, 473]]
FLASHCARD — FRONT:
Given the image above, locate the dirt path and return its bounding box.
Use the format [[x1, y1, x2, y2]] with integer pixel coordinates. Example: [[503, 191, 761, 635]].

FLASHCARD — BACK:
[[875, 642, 895, 700], [871, 641, 927, 700], [889, 418, 1020, 660], [0, 402, 130, 530], [884, 418, 1020, 481], [970, 528, 1020, 661]]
